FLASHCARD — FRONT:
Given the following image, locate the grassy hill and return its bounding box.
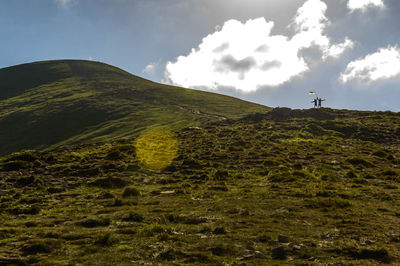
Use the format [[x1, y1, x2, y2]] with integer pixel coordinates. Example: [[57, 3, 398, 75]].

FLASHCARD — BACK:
[[0, 60, 269, 155], [0, 107, 399, 264]]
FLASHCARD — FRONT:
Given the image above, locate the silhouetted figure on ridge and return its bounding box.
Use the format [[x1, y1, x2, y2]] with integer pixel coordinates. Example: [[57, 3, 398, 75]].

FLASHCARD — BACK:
[[312, 98, 318, 108], [318, 98, 325, 108]]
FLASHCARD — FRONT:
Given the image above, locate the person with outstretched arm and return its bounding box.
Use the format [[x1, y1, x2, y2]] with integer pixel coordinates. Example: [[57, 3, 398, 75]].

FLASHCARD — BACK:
[[312, 98, 318, 108], [318, 98, 326, 108]]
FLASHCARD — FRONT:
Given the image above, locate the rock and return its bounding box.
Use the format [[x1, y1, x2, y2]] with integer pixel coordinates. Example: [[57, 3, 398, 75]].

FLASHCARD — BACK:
[[388, 233, 400, 242], [272, 246, 286, 260], [292, 245, 301, 251], [289, 242, 302, 251], [306, 241, 317, 247], [362, 239, 374, 246], [269, 240, 279, 245], [242, 254, 253, 260], [160, 190, 175, 195], [278, 235, 289, 243], [244, 249, 253, 255], [255, 251, 264, 258]]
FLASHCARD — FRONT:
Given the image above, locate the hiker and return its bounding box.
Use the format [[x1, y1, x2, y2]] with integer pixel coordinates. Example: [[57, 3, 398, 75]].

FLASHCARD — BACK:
[[318, 98, 325, 108], [312, 98, 318, 108]]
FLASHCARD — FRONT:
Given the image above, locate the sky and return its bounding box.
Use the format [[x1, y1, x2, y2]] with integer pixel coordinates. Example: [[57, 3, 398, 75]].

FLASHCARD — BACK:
[[1, 0, 400, 111]]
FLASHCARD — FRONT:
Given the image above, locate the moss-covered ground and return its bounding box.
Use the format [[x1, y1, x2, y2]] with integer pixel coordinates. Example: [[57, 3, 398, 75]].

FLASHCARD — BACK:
[[0, 108, 400, 265]]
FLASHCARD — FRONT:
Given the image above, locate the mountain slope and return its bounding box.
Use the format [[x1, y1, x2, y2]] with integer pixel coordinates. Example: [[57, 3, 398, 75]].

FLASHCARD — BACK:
[[0, 107, 399, 264], [0, 60, 269, 155]]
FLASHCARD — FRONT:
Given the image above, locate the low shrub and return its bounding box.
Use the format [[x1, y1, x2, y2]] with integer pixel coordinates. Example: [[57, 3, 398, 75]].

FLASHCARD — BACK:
[[122, 186, 141, 197], [395, 126, 400, 137], [268, 172, 295, 183], [21, 239, 60, 255], [208, 183, 228, 191], [347, 158, 375, 168], [71, 167, 101, 177], [9, 205, 41, 215], [5, 151, 38, 163], [383, 170, 397, 176], [16, 176, 43, 188], [105, 148, 124, 160], [113, 198, 123, 206], [336, 247, 392, 263], [1, 160, 32, 171], [263, 160, 278, 167], [372, 150, 387, 158], [316, 190, 336, 197], [213, 227, 227, 235], [76, 218, 110, 228], [165, 214, 206, 225], [346, 171, 357, 178], [305, 198, 352, 209], [47, 187, 66, 194], [214, 170, 228, 180], [88, 177, 128, 188], [97, 191, 114, 199], [94, 233, 118, 246], [140, 223, 174, 237], [122, 212, 144, 222]]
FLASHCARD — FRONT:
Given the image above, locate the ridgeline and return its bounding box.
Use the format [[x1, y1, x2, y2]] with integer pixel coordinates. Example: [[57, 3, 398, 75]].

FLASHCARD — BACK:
[[0, 60, 269, 155]]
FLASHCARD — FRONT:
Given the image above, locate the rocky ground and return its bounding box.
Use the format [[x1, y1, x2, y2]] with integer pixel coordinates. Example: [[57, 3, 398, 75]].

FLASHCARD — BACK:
[[0, 108, 400, 265]]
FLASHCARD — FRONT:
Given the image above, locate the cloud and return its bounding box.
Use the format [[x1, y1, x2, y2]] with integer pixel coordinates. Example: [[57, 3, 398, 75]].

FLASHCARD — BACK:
[[143, 62, 158, 75], [55, 0, 72, 6], [340, 46, 400, 84], [214, 55, 256, 77], [347, 0, 385, 12], [290, 0, 354, 60], [164, 0, 353, 93], [326, 38, 354, 58]]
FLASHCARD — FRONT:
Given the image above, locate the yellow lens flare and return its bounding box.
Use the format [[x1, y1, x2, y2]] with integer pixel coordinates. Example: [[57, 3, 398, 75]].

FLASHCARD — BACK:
[[135, 128, 178, 171]]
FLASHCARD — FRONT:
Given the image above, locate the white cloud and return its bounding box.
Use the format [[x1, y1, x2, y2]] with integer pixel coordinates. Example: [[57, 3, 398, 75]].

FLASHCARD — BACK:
[[164, 0, 353, 93], [347, 0, 385, 12], [143, 62, 158, 75], [291, 0, 354, 60], [326, 38, 355, 59], [340, 46, 400, 84]]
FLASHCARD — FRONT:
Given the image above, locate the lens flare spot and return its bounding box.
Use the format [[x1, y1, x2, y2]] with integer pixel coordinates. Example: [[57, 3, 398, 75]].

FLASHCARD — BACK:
[[135, 128, 178, 171]]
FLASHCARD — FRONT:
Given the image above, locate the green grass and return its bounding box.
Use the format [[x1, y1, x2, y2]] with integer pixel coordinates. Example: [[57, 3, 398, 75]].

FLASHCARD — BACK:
[[0, 60, 269, 155], [0, 107, 399, 264]]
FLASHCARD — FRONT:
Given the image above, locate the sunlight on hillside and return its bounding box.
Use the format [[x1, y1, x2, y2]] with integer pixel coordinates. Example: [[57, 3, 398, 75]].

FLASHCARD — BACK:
[[135, 128, 178, 170]]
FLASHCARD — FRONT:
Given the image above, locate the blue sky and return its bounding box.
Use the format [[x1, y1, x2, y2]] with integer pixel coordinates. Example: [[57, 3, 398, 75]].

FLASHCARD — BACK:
[[1, 0, 399, 111]]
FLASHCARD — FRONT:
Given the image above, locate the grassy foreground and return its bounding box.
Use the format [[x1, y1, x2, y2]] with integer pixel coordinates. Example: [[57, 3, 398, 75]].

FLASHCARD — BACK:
[[0, 108, 400, 265]]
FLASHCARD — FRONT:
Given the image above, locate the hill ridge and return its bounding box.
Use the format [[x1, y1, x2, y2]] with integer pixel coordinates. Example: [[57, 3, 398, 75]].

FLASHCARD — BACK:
[[0, 60, 269, 155]]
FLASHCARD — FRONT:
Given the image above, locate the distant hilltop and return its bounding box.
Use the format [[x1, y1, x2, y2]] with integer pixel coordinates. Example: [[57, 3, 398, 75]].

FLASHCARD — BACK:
[[0, 60, 269, 155]]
